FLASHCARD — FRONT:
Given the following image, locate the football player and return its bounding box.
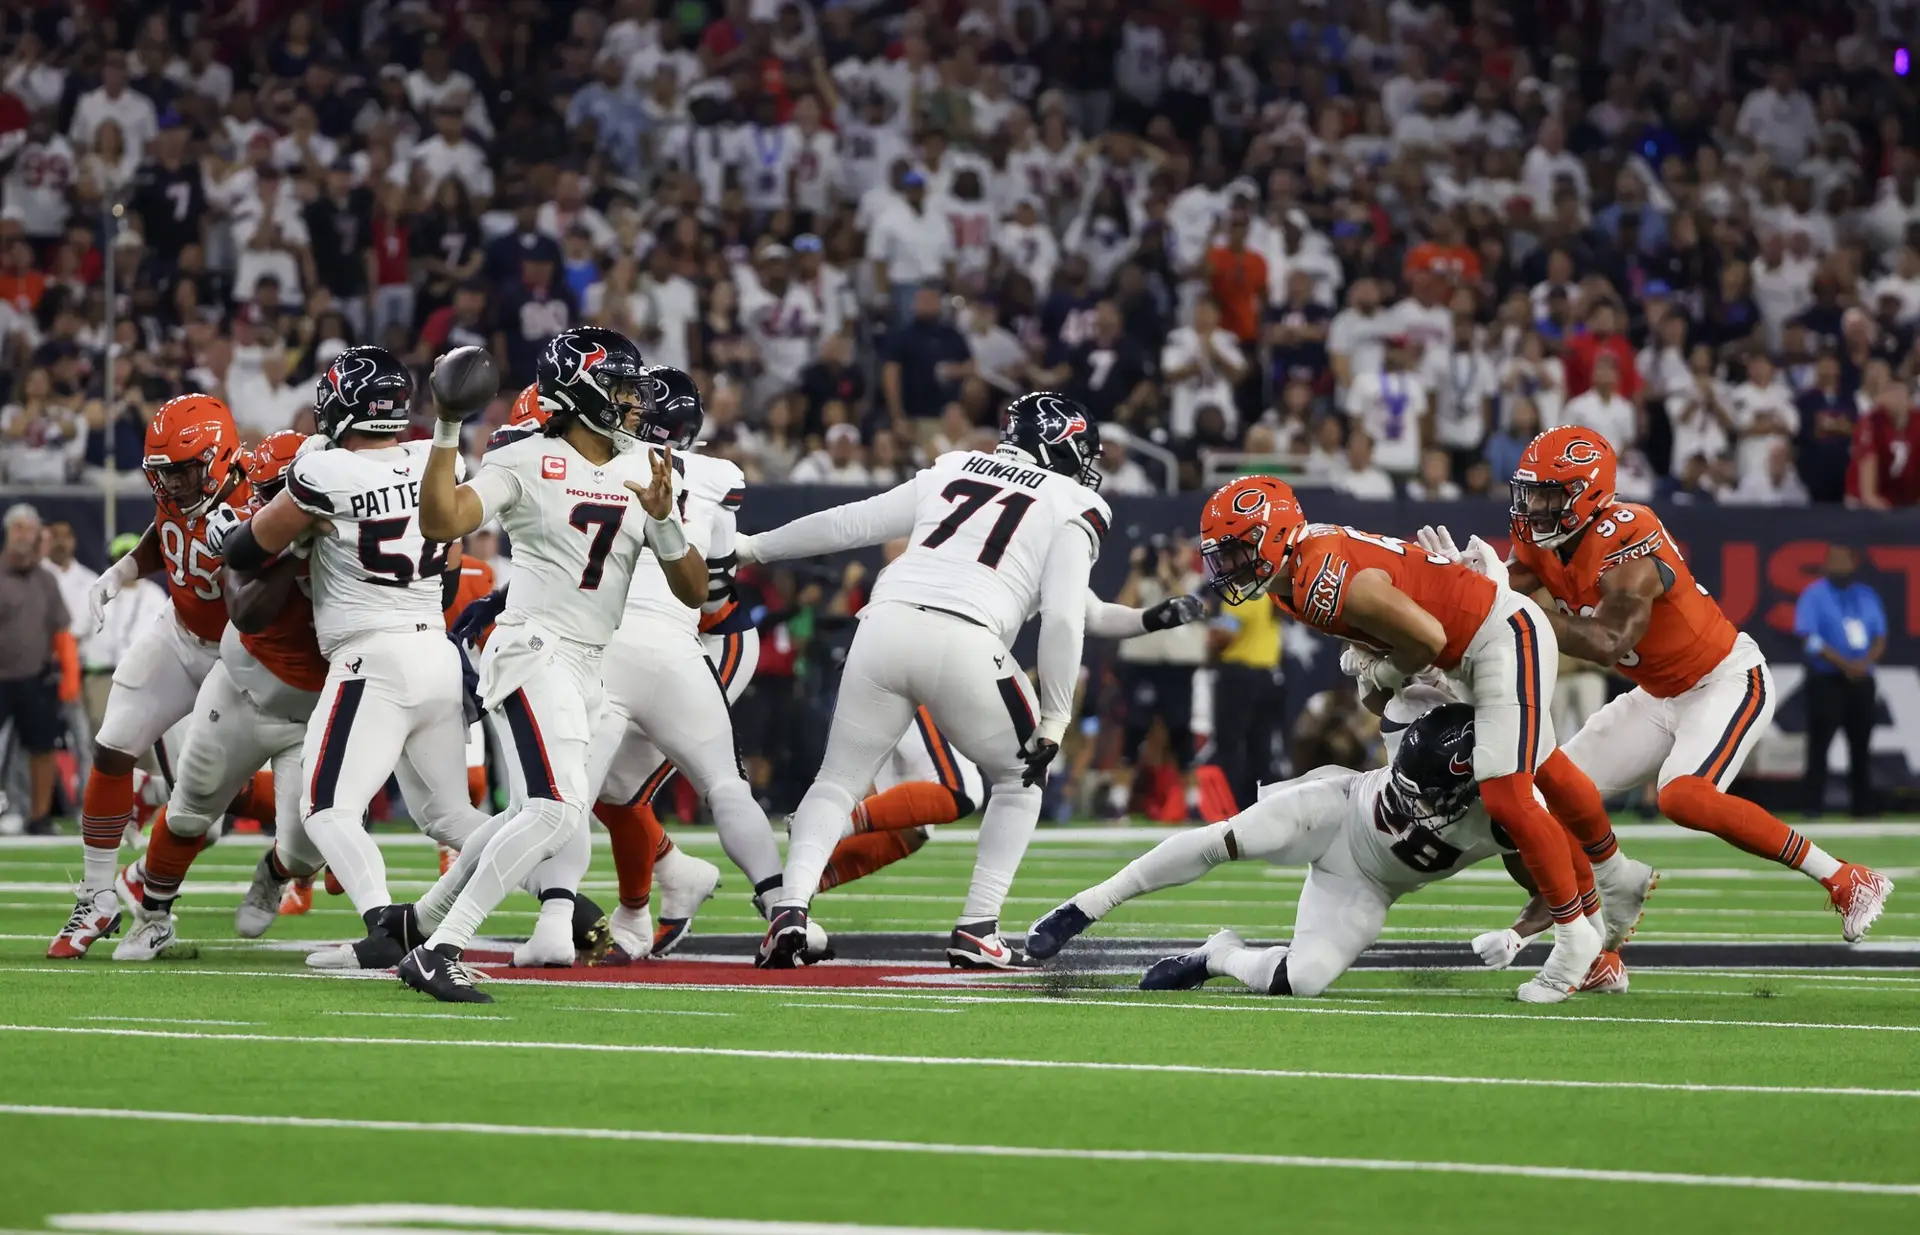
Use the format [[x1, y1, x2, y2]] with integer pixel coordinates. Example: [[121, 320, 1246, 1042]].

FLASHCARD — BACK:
[[1481, 429, 1891, 941], [1193, 476, 1638, 1002], [404, 332, 700, 1001], [740, 391, 1109, 969], [208, 346, 492, 970], [1032, 693, 1514, 997], [49, 395, 251, 959]]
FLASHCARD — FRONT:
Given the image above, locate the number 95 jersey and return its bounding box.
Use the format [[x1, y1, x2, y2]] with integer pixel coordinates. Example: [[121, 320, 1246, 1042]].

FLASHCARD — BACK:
[[286, 440, 458, 658]]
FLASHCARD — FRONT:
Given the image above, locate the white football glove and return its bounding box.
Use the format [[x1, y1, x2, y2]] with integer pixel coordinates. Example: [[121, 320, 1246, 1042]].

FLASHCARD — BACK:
[[1415, 524, 1462, 563], [86, 552, 140, 634], [1361, 658, 1411, 696], [200, 503, 244, 557], [1461, 535, 1508, 589], [1338, 643, 1383, 681], [1471, 928, 1528, 970]]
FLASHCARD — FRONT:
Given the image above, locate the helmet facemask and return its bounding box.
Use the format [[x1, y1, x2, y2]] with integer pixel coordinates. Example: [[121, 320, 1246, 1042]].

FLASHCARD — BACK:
[[1510, 477, 1586, 548], [147, 455, 213, 518], [1380, 767, 1477, 830], [1202, 531, 1275, 606], [580, 371, 648, 453]]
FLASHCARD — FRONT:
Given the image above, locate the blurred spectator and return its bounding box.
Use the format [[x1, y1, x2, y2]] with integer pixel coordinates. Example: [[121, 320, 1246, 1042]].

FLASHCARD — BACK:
[[1724, 441, 1812, 506], [1163, 297, 1246, 441], [70, 53, 158, 162], [740, 245, 824, 411], [1335, 430, 1396, 500], [1484, 397, 1543, 489], [1848, 383, 1920, 509], [1, 367, 84, 483], [1563, 300, 1641, 401], [883, 286, 968, 423], [224, 345, 307, 439], [797, 333, 865, 436], [0, 504, 67, 835], [1051, 299, 1150, 425], [1329, 278, 1393, 393], [1344, 337, 1427, 476], [1406, 447, 1463, 501], [790, 422, 870, 485], [1096, 424, 1155, 496], [1561, 353, 1638, 456], [1728, 354, 1799, 479], [866, 169, 948, 325], [1795, 544, 1885, 817], [1422, 317, 1498, 477], [1265, 269, 1333, 393], [1209, 591, 1285, 812], [1796, 352, 1858, 503]]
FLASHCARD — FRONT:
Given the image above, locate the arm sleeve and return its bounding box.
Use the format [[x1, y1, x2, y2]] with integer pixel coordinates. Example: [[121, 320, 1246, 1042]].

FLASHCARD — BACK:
[[465, 460, 523, 522], [747, 478, 920, 563], [702, 503, 739, 617], [1034, 529, 1096, 745], [1083, 590, 1147, 639]]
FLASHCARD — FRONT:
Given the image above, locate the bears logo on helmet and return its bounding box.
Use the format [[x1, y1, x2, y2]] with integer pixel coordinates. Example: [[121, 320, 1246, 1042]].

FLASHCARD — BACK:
[[1558, 439, 1603, 467]]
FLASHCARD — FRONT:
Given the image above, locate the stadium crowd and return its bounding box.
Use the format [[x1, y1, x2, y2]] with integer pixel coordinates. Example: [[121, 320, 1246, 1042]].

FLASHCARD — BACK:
[[1, 0, 1917, 508]]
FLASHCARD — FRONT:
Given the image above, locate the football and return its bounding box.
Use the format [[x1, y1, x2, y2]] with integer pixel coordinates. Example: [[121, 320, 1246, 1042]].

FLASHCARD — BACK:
[[429, 345, 499, 419]]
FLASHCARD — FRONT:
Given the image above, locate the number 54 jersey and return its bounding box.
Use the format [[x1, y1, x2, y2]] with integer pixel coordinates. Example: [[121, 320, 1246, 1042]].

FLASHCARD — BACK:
[[286, 440, 458, 658], [872, 450, 1111, 643]]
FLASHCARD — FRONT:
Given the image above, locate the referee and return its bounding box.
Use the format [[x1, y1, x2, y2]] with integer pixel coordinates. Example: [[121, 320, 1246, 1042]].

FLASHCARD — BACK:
[[1793, 544, 1886, 817], [1208, 593, 1285, 812]]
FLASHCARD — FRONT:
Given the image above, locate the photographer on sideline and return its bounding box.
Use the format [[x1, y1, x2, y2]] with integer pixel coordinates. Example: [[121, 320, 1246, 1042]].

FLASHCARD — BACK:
[[1111, 534, 1207, 818]]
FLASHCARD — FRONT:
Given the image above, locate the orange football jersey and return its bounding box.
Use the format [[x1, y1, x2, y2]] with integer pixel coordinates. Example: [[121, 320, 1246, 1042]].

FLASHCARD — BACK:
[[239, 562, 328, 693], [445, 556, 497, 642], [155, 482, 252, 643], [1277, 524, 1497, 669], [1512, 503, 1736, 698]]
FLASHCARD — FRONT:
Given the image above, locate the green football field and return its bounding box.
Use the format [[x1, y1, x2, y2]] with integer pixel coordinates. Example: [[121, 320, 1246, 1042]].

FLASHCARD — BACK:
[[0, 823, 1916, 1235]]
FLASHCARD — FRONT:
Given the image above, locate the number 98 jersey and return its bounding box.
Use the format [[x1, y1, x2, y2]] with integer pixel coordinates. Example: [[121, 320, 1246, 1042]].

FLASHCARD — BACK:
[[286, 440, 457, 658], [869, 450, 1110, 644]]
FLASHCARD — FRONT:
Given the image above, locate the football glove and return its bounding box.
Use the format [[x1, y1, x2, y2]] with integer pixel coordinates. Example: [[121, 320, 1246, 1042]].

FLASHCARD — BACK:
[[1020, 738, 1060, 788], [200, 503, 244, 556], [451, 588, 509, 643], [1415, 524, 1462, 563], [1462, 535, 1508, 588], [1143, 593, 1206, 631]]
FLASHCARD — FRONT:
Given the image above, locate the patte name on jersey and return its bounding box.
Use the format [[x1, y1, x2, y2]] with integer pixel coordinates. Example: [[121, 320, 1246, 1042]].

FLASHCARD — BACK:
[[960, 454, 1048, 489], [349, 480, 422, 520]]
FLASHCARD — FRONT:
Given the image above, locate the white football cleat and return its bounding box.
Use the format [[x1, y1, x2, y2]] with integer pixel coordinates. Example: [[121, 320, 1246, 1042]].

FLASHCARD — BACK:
[[802, 917, 834, 964], [652, 848, 721, 957], [1516, 914, 1603, 1004], [47, 887, 121, 959], [235, 851, 292, 939], [512, 910, 577, 968], [608, 904, 653, 961], [1470, 927, 1539, 970], [1594, 857, 1659, 950], [113, 905, 181, 961], [1576, 950, 1629, 993], [1827, 864, 1894, 943]]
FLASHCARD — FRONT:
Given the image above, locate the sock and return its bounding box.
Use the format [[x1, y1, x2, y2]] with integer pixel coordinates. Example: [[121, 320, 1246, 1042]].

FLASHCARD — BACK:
[[536, 892, 574, 931], [1657, 777, 1840, 880], [1480, 773, 1581, 923], [778, 782, 859, 909], [302, 808, 392, 917], [851, 781, 968, 833], [232, 770, 276, 826], [1216, 943, 1287, 992], [466, 766, 488, 808], [79, 768, 134, 889], [820, 829, 927, 891], [597, 801, 661, 910], [1568, 834, 1595, 904], [426, 805, 578, 953], [1535, 749, 1618, 861], [1076, 820, 1234, 919], [264, 848, 294, 881], [141, 810, 207, 903], [960, 783, 1041, 922]]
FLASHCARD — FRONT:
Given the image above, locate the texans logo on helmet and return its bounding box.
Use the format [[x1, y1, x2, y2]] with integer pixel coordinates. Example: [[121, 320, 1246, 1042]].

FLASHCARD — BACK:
[[325, 355, 379, 405], [567, 341, 608, 385], [1557, 440, 1603, 467], [1448, 753, 1473, 776], [1033, 396, 1088, 445]]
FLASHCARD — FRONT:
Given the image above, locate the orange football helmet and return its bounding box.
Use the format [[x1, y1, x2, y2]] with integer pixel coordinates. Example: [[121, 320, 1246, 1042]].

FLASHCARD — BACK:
[[247, 430, 306, 505], [508, 383, 549, 427], [145, 394, 241, 519], [1199, 475, 1305, 605], [1510, 426, 1617, 549]]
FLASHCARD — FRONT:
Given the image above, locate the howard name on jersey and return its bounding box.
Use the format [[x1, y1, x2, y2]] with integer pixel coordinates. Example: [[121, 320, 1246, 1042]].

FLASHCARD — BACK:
[[468, 426, 683, 647], [872, 450, 1110, 643], [287, 441, 457, 657], [1340, 764, 1515, 894], [1510, 502, 1737, 697], [625, 450, 744, 633]]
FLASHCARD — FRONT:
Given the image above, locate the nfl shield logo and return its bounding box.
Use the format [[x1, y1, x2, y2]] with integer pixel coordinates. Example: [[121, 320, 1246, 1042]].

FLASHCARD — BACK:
[[542, 456, 567, 480]]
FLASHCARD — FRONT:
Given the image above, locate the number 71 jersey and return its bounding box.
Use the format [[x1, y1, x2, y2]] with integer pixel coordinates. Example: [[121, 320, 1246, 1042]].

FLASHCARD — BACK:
[[870, 450, 1110, 643], [286, 440, 455, 658]]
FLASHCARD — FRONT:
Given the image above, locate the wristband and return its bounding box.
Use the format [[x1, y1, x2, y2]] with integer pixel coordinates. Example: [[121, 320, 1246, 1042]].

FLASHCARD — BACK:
[[645, 514, 688, 562], [432, 420, 464, 450]]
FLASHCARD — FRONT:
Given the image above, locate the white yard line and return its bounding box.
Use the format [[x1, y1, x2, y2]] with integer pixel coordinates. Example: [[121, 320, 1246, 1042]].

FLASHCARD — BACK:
[[76, 1016, 256, 1027], [321, 1011, 511, 1021], [6, 1023, 1920, 1093], [557, 1007, 737, 1018], [4, 1105, 1917, 1198], [780, 1004, 964, 1014]]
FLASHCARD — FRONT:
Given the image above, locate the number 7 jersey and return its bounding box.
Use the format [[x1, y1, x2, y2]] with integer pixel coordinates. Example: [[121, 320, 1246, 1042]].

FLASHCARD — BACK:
[[286, 440, 455, 658]]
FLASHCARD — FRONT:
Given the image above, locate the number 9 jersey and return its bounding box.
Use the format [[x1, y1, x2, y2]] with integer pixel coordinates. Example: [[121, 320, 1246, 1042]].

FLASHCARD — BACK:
[[285, 439, 458, 658]]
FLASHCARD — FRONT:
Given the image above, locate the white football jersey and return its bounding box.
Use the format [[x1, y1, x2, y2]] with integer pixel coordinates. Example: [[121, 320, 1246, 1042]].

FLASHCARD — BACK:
[[466, 427, 682, 647], [622, 451, 743, 636], [1340, 765, 1513, 895], [287, 441, 455, 658], [870, 450, 1109, 644]]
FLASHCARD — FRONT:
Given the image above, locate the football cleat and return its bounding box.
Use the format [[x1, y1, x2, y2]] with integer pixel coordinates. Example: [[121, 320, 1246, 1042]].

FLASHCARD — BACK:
[[756, 907, 811, 969], [571, 893, 615, 964], [397, 944, 493, 1004], [113, 905, 181, 961], [801, 917, 835, 965], [47, 888, 121, 959], [303, 903, 421, 970], [438, 845, 455, 875], [1595, 857, 1659, 950], [1140, 929, 1243, 992], [653, 849, 721, 956], [609, 904, 653, 962], [1827, 864, 1894, 943], [323, 868, 344, 896], [280, 877, 313, 916], [1025, 901, 1094, 960], [512, 910, 576, 969], [114, 861, 148, 915], [1516, 914, 1603, 1004], [235, 851, 292, 938], [947, 925, 1031, 970], [1576, 950, 1629, 994]]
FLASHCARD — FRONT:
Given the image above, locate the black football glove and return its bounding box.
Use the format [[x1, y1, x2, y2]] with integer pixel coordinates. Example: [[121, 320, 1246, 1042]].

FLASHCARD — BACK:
[[451, 587, 509, 643], [1143, 593, 1206, 632], [1021, 737, 1060, 788]]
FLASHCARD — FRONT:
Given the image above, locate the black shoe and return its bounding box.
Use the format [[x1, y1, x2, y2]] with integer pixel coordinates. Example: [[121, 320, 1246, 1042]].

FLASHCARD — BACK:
[[1025, 902, 1093, 961], [24, 816, 55, 837], [397, 943, 493, 1004], [370, 902, 424, 951], [1139, 950, 1213, 991], [756, 907, 810, 969]]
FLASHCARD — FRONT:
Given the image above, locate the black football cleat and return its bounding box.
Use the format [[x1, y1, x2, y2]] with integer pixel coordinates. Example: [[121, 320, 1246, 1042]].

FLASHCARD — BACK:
[[371, 902, 425, 950], [1025, 902, 1094, 960], [946, 923, 1032, 970], [756, 907, 811, 969], [1139, 929, 1243, 992], [571, 893, 616, 965], [397, 943, 494, 1004]]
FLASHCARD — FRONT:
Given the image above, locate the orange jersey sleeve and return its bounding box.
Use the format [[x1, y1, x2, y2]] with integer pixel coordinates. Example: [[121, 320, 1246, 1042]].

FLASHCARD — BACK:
[[445, 557, 497, 640], [1280, 525, 1497, 669], [1514, 504, 1738, 697]]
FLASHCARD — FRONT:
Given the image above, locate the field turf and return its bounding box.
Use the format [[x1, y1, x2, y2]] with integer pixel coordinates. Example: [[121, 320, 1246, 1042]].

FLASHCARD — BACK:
[[0, 823, 1916, 1235]]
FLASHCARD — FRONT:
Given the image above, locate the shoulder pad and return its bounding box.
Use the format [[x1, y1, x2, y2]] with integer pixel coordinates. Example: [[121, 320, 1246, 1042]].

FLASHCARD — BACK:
[[486, 424, 543, 453], [285, 454, 337, 515]]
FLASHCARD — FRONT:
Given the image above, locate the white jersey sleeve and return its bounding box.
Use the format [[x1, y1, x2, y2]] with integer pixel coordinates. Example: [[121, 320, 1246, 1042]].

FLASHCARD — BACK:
[[621, 451, 737, 635], [285, 441, 455, 658]]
